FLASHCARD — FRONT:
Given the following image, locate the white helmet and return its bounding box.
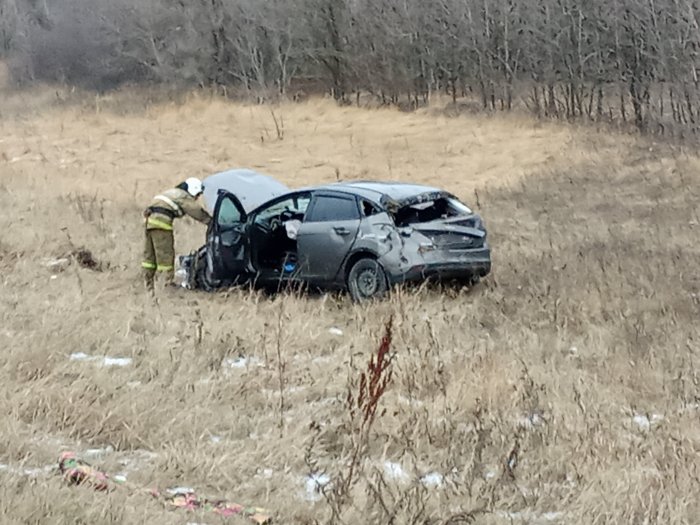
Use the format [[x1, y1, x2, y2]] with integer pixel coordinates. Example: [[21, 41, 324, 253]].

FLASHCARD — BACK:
[[184, 177, 204, 197]]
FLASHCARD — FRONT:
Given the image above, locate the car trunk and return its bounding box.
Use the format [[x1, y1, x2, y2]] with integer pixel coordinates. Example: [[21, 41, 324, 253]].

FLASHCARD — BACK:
[[412, 220, 486, 250], [393, 193, 487, 250]]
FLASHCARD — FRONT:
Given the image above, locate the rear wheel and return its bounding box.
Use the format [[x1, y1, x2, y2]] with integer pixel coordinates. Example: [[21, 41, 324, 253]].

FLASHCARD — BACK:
[[347, 258, 388, 302]]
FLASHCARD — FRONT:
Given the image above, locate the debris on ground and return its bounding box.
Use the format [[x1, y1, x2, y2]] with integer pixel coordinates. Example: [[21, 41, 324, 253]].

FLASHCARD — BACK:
[[59, 452, 112, 491], [58, 452, 271, 523], [46, 248, 105, 273], [70, 248, 103, 271]]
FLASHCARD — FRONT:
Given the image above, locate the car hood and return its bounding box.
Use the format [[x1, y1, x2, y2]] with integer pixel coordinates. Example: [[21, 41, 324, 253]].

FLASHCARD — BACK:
[[202, 169, 290, 213]]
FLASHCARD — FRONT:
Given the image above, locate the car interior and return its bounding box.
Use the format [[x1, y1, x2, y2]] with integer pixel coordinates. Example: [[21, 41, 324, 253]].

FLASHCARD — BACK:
[[393, 197, 472, 226], [249, 193, 311, 273]]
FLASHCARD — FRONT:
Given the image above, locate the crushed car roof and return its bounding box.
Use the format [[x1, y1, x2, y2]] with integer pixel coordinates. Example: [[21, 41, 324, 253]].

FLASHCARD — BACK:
[[202, 169, 290, 213], [308, 181, 447, 204]]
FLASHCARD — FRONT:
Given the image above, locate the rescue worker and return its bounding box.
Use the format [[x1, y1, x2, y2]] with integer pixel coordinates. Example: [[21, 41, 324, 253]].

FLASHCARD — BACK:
[[142, 177, 211, 292]]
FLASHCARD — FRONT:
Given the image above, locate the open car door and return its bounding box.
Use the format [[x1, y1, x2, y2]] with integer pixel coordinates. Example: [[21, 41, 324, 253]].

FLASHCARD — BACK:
[[207, 190, 249, 282]]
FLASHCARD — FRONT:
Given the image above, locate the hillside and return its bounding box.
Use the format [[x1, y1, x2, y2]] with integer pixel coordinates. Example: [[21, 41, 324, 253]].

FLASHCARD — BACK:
[[0, 92, 699, 523]]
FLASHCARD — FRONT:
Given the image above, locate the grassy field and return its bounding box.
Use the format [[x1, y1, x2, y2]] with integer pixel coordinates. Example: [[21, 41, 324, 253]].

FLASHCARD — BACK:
[[0, 88, 699, 524]]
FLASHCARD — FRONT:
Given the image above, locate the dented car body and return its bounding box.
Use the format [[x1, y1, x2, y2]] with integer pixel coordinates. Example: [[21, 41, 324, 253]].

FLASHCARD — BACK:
[[180, 170, 491, 301]]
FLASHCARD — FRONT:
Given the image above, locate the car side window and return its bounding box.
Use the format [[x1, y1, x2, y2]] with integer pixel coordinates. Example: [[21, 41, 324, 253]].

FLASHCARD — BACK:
[[306, 195, 360, 222], [253, 194, 311, 226], [361, 200, 382, 217], [217, 197, 243, 228]]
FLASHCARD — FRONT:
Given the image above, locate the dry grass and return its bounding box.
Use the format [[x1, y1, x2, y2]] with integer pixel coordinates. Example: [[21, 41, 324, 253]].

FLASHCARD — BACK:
[[1, 88, 699, 524]]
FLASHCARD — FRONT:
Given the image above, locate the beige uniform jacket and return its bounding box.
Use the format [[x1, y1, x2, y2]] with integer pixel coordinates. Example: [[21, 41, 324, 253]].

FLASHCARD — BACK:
[[145, 188, 211, 231]]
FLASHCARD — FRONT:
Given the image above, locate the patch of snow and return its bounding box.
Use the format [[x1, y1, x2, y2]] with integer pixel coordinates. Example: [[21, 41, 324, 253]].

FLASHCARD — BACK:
[[383, 461, 409, 483], [23, 466, 54, 476], [167, 487, 196, 495], [116, 449, 159, 470], [50, 275, 58, 280], [632, 413, 664, 431], [102, 357, 132, 367], [496, 510, 564, 523], [420, 472, 443, 488], [69, 353, 132, 367], [84, 446, 114, 458], [70, 352, 95, 362], [517, 412, 545, 429], [0, 463, 54, 478], [223, 356, 263, 369], [113, 474, 127, 483], [328, 327, 343, 336], [304, 473, 331, 502], [47, 257, 70, 271], [209, 435, 223, 444], [256, 468, 274, 479], [398, 395, 425, 407], [484, 468, 499, 480]]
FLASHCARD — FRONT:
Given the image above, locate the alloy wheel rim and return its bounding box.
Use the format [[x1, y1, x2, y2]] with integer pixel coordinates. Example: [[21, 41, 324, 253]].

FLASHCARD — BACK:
[[357, 268, 378, 296]]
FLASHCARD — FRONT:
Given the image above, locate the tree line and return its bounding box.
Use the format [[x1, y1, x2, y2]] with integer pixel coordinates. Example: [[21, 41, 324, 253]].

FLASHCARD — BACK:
[[2, 0, 700, 135]]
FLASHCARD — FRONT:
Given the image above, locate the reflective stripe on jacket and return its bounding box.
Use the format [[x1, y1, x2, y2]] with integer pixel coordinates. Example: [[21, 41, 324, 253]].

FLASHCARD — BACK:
[[144, 188, 211, 230]]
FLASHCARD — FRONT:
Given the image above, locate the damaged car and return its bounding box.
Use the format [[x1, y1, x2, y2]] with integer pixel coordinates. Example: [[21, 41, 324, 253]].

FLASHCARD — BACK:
[[179, 169, 491, 301]]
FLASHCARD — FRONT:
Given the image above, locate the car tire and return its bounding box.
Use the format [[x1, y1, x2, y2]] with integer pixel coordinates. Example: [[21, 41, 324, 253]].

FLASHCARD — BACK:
[[194, 250, 219, 291], [347, 258, 388, 302], [466, 274, 481, 287]]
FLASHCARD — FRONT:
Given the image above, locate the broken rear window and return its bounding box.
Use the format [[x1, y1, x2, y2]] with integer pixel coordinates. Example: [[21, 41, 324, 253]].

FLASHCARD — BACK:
[[393, 197, 473, 226]]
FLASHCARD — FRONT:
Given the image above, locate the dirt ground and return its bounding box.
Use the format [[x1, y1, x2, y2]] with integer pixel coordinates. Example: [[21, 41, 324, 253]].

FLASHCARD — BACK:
[[1, 88, 699, 524]]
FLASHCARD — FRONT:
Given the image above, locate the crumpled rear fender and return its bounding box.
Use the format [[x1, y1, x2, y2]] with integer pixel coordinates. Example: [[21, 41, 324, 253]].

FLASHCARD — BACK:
[[346, 213, 429, 282]]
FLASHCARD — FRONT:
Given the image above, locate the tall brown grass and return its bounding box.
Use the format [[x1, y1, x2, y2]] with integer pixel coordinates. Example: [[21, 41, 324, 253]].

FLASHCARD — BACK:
[[0, 89, 698, 524]]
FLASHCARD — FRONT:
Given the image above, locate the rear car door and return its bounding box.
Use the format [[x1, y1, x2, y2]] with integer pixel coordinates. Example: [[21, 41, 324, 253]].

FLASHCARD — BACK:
[[208, 190, 249, 279], [296, 192, 361, 284]]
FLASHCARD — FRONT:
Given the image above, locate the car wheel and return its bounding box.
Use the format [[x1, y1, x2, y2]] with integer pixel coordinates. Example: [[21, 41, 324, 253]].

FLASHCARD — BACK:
[[466, 274, 481, 287], [347, 258, 388, 302], [195, 250, 219, 291]]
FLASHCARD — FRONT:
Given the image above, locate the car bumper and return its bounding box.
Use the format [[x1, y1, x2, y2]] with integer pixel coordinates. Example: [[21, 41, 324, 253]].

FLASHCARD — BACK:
[[387, 247, 491, 284]]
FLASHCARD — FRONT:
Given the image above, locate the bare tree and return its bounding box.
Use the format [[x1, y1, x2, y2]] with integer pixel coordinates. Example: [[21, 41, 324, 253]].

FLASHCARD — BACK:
[[3, 0, 700, 135]]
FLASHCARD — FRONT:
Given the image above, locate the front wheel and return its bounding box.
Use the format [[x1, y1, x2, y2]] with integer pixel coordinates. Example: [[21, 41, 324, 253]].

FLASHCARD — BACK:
[[347, 258, 388, 302], [194, 249, 220, 291]]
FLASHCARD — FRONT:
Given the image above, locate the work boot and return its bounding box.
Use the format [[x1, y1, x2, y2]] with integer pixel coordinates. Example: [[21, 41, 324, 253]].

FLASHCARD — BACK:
[[143, 271, 155, 296], [162, 270, 175, 287], [157, 271, 181, 294]]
